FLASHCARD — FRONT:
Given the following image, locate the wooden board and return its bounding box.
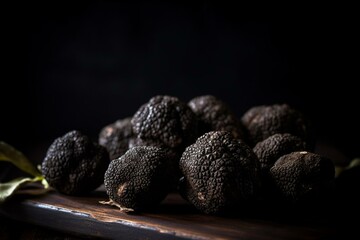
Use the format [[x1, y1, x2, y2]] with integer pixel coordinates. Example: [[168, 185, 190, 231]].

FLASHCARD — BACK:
[[0, 186, 342, 240]]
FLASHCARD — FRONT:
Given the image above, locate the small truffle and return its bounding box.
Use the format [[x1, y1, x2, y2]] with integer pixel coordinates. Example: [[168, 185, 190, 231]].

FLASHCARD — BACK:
[[42, 130, 110, 195], [179, 131, 260, 215], [270, 151, 335, 202], [99, 117, 134, 160], [188, 95, 245, 140], [104, 146, 176, 212]]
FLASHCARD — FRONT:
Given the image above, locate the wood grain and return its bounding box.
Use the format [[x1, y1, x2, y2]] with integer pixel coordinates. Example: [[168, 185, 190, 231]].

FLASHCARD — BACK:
[[0, 186, 339, 240]]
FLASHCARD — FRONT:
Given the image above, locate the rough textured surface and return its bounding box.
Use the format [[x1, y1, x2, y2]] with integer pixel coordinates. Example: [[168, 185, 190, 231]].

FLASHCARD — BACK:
[[253, 133, 307, 174], [98, 117, 134, 160], [131, 95, 198, 151], [104, 146, 175, 211], [179, 131, 260, 215], [128, 136, 165, 150], [270, 151, 335, 202], [188, 95, 245, 140], [241, 104, 314, 147], [42, 130, 110, 195]]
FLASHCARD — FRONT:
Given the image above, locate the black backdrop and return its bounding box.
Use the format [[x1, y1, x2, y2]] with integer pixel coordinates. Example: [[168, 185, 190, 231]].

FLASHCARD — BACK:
[[2, 1, 358, 163]]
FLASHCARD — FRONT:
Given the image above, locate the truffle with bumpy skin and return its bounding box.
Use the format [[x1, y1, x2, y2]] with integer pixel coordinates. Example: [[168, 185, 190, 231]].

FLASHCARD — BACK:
[[99, 117, 134, 160], [103, 146, 176, 212], [131, 95, 198, 152], [241, 104, 314, 147], [179, 131, 260, 215], [270, 151, 335, 202], [42, 130, 110, 195], [188, 95, 245, 140]]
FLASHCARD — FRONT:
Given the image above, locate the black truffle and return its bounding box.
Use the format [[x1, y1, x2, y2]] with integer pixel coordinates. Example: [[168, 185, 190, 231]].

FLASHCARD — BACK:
[[179, 131, 260, 215], [131, 95, 198, 152], [99, 117, 134, 160], [269, 151, 335, 203], [241, 104, 314, 147], [41, 130, 110, 195], [103, 146, 176, 212], [188, 95, 245, 140]]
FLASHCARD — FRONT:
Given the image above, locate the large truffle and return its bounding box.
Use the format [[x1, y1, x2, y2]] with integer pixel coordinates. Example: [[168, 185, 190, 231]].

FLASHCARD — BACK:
[[179, 131, 260, 215], [241, 104, 314, 147], [103, 146, 176, 212], [99, 117, 134, 160], [269, 151, 335, 202], [41, 130, 110, 195], [131, 95, 198, 152], [188, 95, 245, 140]]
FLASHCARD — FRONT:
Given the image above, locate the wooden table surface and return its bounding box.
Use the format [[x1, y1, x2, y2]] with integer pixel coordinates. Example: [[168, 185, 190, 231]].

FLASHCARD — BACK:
[[0, 185, 348, 240]]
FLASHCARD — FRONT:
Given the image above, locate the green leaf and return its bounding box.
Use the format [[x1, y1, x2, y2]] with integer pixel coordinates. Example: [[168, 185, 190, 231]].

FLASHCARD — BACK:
[[0, 141, 42, 177], [0, 176, 43, 203], [335, 158, 360, 178], [348, 158, 360, 169]]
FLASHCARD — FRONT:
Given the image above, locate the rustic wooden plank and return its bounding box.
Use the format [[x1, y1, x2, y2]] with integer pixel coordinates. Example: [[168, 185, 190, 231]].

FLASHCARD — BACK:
[[0, 187, 338, 240]]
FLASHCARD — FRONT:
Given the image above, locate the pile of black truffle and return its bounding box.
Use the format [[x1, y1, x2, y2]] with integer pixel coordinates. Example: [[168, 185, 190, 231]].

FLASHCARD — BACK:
[[41, 95, 335, 215]]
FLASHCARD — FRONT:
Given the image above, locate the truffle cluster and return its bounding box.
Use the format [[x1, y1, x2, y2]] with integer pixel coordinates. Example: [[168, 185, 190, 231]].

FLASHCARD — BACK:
[[41, 95, 335, 215]]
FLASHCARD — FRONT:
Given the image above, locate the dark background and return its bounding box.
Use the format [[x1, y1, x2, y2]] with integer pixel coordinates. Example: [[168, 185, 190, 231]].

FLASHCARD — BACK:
[[2, 1, 358, 164]]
